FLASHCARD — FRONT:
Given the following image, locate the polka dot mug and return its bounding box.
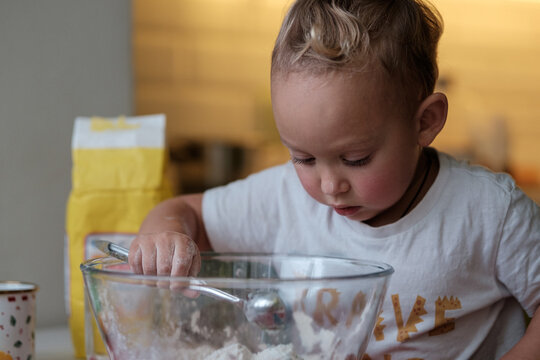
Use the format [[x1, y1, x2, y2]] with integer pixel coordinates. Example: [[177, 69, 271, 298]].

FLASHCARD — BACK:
[[0, 282, 38, 360]]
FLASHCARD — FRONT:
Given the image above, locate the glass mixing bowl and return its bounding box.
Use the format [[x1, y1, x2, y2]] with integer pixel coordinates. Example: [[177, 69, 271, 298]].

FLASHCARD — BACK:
[[81, 253, 393, 360]]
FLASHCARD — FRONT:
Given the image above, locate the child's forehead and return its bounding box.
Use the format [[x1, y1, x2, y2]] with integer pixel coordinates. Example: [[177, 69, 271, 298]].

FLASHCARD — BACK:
[[271, 67, 397, 101], [271, 66, 415, 143], [272, 69, 406, 134]]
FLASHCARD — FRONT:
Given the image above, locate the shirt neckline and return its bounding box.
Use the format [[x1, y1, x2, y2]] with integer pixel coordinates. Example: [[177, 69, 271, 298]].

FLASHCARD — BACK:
[[338, 149, 451, 238]]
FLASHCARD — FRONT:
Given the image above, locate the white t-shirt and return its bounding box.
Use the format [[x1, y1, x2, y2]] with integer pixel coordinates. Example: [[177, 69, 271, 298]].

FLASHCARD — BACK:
[[202, 150, 540, 359]]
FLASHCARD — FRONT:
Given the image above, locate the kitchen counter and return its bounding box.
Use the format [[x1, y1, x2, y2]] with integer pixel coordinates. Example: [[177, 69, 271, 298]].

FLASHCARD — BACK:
[[36, 325, 78, 360]]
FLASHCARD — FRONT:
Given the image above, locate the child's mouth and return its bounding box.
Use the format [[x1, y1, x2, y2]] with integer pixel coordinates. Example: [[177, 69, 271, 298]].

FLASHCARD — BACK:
[[333, 206, 361, 216]]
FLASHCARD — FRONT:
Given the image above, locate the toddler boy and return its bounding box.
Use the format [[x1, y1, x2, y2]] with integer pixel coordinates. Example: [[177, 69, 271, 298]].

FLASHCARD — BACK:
[[129, 0, 540, 358]]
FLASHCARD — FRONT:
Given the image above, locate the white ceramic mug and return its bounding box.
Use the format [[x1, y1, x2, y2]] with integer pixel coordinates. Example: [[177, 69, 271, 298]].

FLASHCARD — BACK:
[[0, 281, 38, 360]]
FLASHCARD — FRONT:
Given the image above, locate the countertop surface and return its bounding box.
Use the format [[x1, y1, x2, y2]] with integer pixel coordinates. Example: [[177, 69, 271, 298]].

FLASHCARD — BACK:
[[36, 325, 78, 360]]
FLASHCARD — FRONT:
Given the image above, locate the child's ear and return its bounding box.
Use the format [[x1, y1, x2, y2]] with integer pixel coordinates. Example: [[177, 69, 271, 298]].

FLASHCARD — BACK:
[[414, 92, 448, 147]]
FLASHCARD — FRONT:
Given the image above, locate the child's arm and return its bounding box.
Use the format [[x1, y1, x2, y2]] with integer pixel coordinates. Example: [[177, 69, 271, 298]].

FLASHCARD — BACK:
[[500, 306, 540, 360], [128, 193, 212, 276]]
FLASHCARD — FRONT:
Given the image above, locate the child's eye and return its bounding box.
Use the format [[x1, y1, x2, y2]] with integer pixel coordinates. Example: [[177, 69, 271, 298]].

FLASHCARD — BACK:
[[291, 157, 315, 165], [342, 156, 371, 167]]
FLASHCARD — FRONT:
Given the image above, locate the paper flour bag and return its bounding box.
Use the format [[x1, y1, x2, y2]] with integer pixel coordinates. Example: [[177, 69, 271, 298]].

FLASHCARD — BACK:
[[65, 114, 171, 358]]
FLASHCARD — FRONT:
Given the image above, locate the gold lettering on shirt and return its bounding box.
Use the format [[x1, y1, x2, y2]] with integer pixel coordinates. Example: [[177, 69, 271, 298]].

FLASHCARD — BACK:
[[392, 294, 427, 342], [373, 310, 386, 341], [346, 291, 366, 327], [429, 296, 462, 336], [362, 355, 424, 360], [313, 288, 340, 326]]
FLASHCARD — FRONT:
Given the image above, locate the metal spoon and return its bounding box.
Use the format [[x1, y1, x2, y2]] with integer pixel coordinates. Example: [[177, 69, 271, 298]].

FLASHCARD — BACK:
[[91, 239, 287, 330]]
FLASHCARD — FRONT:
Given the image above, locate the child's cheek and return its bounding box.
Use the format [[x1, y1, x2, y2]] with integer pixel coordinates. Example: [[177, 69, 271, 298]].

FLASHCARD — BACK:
[[355, 174, 405, 208], [298, 177, 322, 201], [294, 169, 324, 202]]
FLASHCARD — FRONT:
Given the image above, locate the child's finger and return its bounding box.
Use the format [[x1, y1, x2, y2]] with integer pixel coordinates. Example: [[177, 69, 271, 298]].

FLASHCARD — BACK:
[[128, 242, 144, 274], [171, 245, 194, 277], [156, 239, 174, 276], [176, 252, 202, 298], [188, 251, 201, 277], [140, 241, 158, 275], [170, 235, 198, 277]]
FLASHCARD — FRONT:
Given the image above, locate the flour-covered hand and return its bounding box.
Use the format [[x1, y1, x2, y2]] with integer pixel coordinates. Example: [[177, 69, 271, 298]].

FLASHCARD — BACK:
[[128, 231, 201, 277]]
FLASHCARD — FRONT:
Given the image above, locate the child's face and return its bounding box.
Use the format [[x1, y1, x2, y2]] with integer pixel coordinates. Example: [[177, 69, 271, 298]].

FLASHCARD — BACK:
[[272, 70, 423, 224]]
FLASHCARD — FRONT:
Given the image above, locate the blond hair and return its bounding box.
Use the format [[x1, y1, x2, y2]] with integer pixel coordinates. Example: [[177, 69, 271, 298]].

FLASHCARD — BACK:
[[271, 0, 443, 103]]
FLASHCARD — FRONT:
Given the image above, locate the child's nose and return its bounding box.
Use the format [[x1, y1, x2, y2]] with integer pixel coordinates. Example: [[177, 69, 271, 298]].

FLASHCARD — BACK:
[[321, 174, 349, 195]]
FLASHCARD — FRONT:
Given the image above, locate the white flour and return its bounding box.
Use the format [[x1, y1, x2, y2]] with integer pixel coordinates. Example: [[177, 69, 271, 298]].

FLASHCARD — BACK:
[[205, 343, 301, 360], [292, 311, 336, 354], [124, 342, 301, 359], [93, 284, 354, 360]]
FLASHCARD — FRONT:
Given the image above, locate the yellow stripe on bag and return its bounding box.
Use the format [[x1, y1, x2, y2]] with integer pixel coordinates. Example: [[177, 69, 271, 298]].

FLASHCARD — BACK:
[[72, 148, 165, 191]]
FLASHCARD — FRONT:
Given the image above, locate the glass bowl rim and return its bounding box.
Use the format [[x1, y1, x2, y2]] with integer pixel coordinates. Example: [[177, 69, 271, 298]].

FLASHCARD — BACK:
[[80, 252, 394, 284]]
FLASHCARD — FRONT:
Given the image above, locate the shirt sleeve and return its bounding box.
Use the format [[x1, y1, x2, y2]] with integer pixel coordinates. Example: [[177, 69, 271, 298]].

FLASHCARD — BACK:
[[496, 186, 540, 317], [201, 164, 289, 253]]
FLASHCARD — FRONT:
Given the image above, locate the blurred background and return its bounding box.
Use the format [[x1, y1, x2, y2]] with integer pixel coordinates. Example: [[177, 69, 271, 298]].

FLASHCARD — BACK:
[[1, 0, 539, 331]]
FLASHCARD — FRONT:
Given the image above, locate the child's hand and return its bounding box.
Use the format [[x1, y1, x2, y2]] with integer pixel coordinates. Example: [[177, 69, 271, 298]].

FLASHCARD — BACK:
[[128, 231, 201, 277]]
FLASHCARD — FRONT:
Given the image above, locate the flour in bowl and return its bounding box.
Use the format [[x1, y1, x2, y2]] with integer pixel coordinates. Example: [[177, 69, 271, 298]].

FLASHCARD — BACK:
[[205, 342, 301, 360]]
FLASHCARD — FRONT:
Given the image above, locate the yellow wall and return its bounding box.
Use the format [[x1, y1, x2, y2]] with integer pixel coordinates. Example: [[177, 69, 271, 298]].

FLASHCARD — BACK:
[[133, 0, 289, 148], [134, 0, 540, 185], [434, 0, 540, 184]]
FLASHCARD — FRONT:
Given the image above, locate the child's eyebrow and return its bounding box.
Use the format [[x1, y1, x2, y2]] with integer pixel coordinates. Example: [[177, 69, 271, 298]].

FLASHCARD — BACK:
[[280, 136, 377, 154], [279, 137, 296, 150], [279, 138, 311, 152]]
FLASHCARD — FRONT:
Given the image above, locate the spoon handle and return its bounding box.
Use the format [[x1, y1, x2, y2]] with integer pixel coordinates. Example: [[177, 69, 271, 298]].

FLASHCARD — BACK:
[[92, 239, 129, 262], [91, 239, 244, 304], [189, 280, 244, 305]]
